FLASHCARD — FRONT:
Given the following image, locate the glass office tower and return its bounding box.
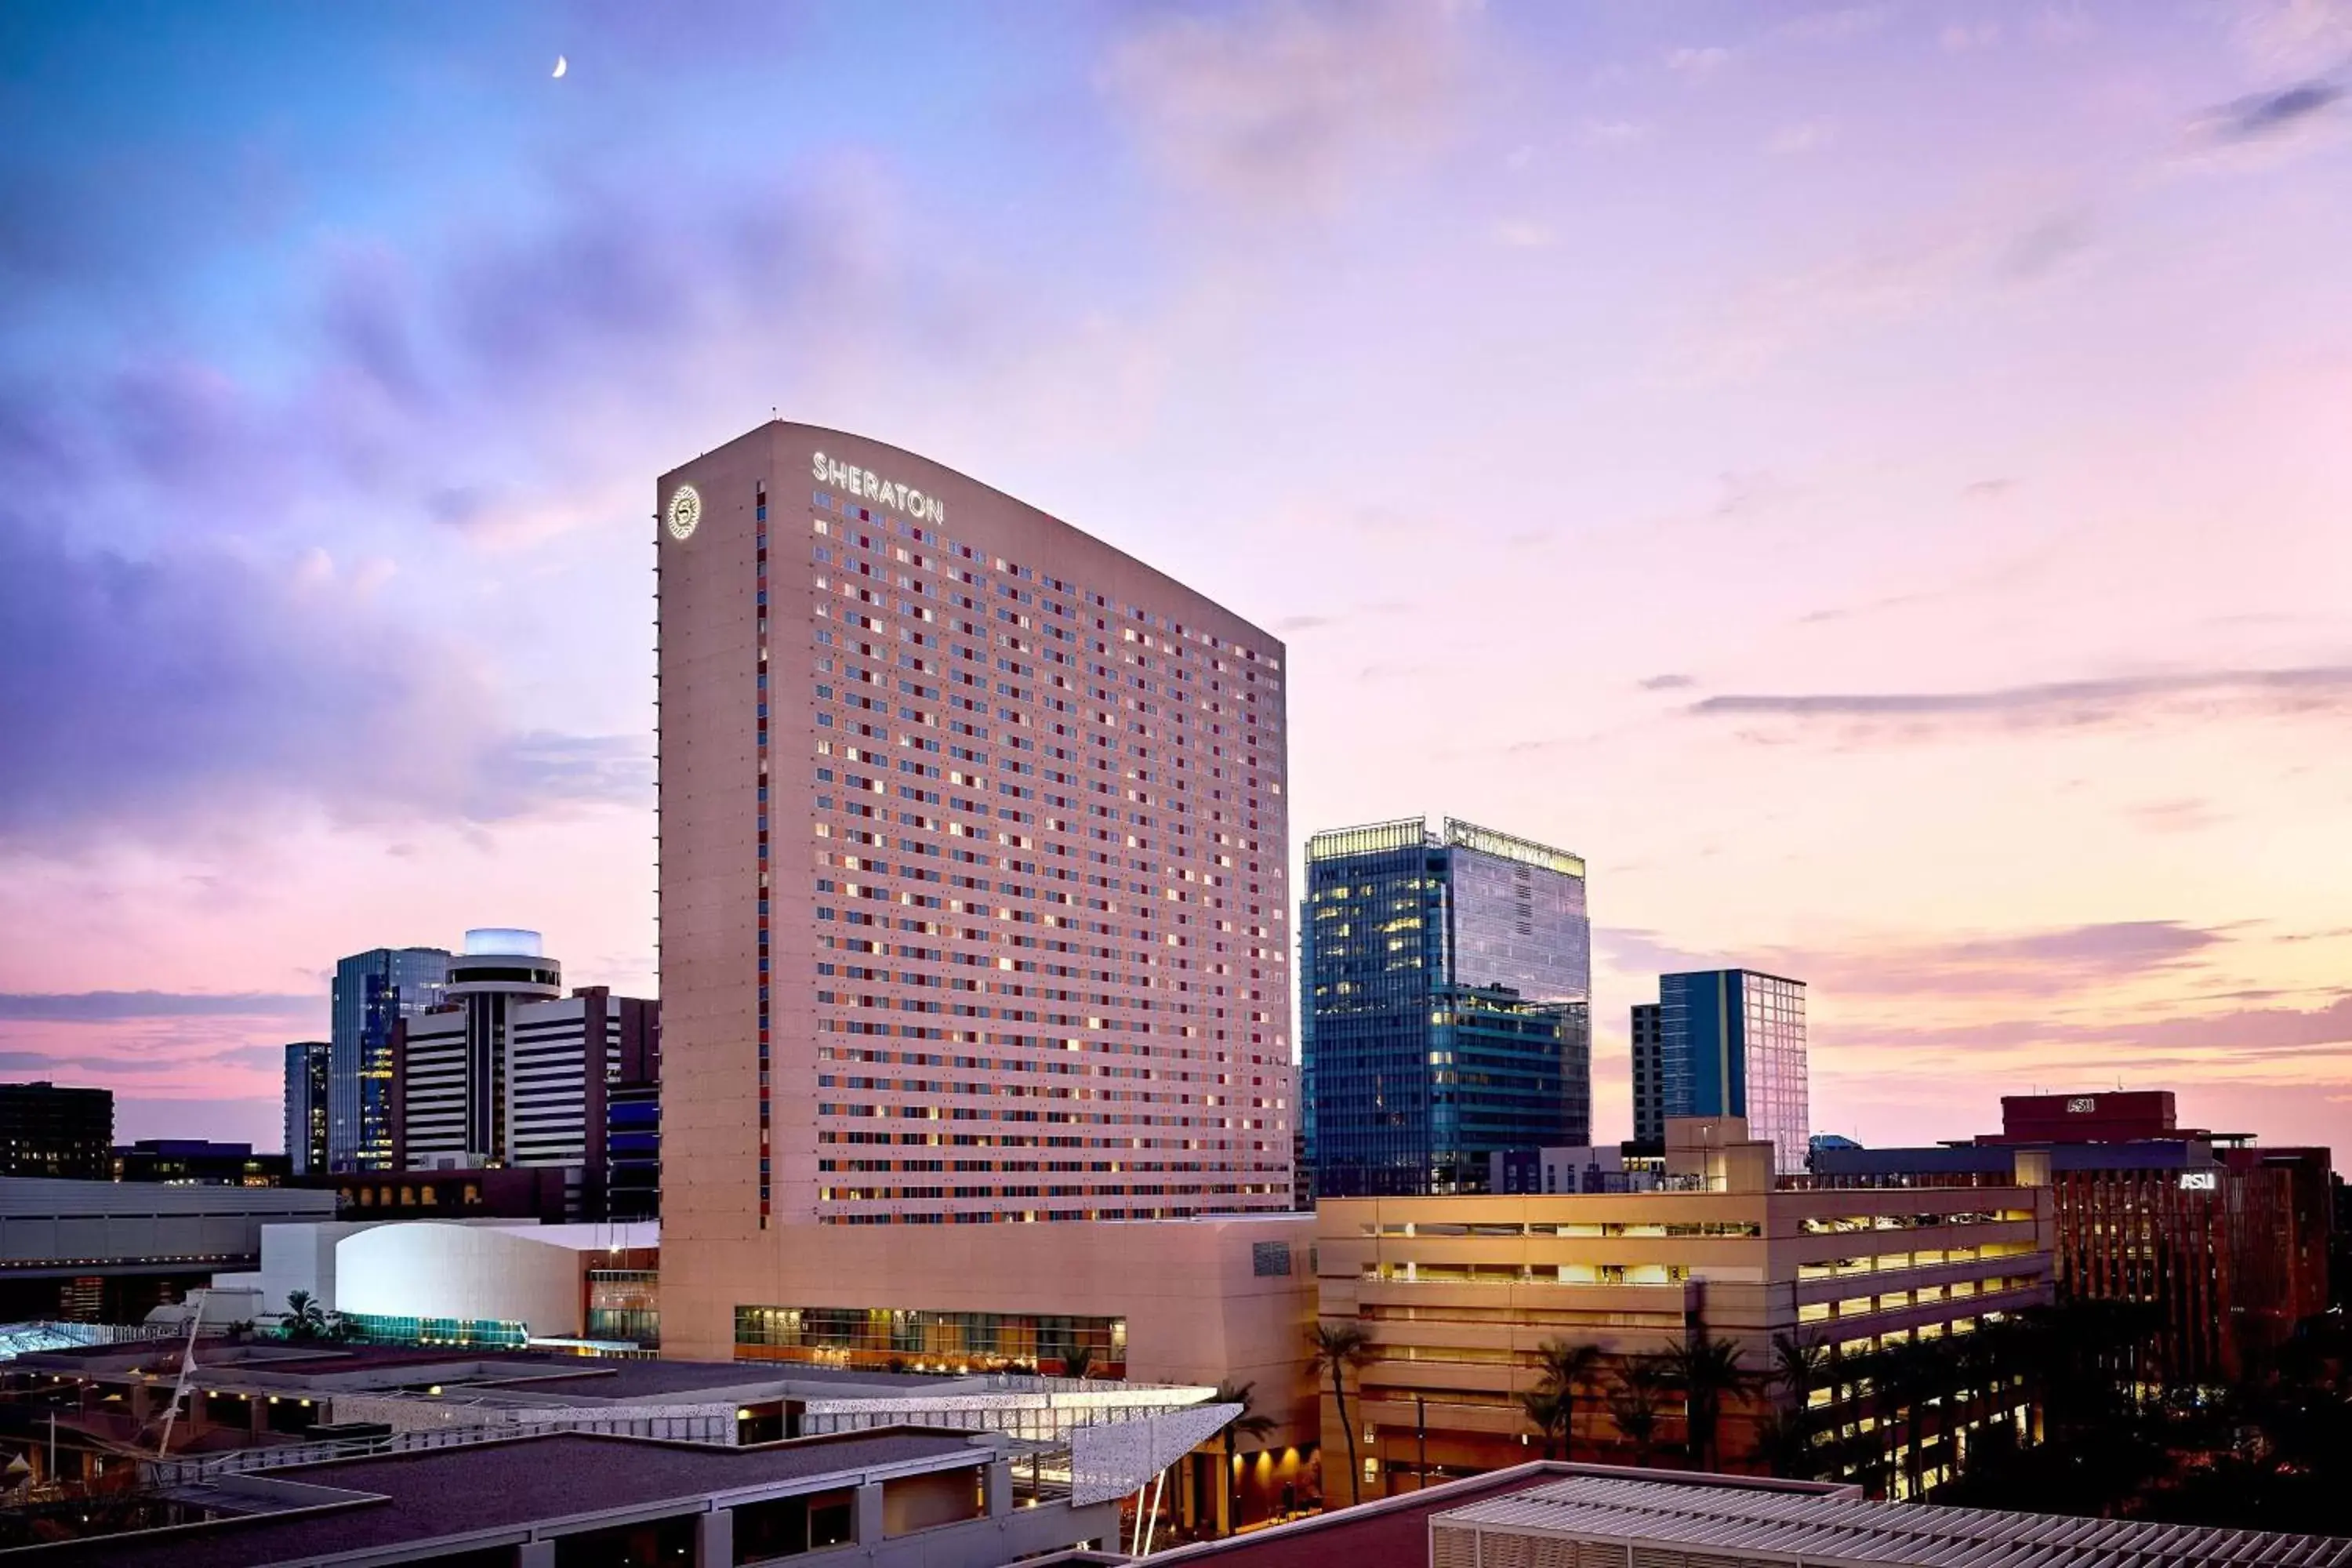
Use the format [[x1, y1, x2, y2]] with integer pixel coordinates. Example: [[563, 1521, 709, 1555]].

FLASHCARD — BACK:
[[1630, 1002, 1664, 1145], [282, 1040, 331, 1174], [328, 946, 449, 1171], [1302, 816, 1590, 1196], [1653, 968, 1809, 1173]]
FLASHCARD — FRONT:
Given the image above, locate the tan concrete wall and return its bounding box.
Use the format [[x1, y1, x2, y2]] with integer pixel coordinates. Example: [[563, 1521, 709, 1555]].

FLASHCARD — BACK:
[[655, 427, 772, 1254], [655, 421, 1297, 1340], [664, 1213, 1320, 1447], [1312, 1188, 2054, 1503], [882, 1468, 983, 1536]]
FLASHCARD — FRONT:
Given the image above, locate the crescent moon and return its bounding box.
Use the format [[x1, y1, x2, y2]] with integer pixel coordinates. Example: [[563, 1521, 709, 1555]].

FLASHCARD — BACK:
[[553, 55, 568, 78]]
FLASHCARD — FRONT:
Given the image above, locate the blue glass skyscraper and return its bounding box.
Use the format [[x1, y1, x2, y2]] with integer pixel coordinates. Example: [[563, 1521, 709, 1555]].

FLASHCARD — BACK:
[[1648, 968, 1809, 1173], [282, 1040, 331, 1174], [328, 946, 449, 1171], [1302, 817, 1590, 1196]]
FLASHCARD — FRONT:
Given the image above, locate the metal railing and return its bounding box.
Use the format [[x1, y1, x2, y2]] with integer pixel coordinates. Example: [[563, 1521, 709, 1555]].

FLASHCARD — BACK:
[[148, 1417, 577, 1485], [0, 1320, 187, 1360]]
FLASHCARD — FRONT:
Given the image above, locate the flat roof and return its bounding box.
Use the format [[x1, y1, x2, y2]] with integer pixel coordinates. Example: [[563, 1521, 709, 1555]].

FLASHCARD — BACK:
[[1436, 1472, 2352, 1568], [13, 1344, 964, 1398], [1148, 1464, 1571, 1566], [464, 1358, 964, 1399], [38, 1429, 985, 1568], [1813, 1141, 2205, 1174]]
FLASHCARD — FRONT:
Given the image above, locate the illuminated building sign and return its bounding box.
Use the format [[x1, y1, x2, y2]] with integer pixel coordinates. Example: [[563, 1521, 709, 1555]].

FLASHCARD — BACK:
[[812, 452, 946, 525], [2179, 1171, 2217, 1191], [2065, 1097, 2096, 1113]]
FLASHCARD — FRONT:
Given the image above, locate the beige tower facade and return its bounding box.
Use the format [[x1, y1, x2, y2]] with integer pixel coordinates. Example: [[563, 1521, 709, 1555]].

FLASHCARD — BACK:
[[657, 423, 1294, 1356]]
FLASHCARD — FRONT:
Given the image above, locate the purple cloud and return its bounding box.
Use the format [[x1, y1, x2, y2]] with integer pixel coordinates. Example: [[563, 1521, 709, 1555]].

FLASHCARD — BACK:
[[0, 509, 647, 843], [1689, 665, 2352, 735], [2193, 78, 2345, 143], [0, 992, 315, 1022]]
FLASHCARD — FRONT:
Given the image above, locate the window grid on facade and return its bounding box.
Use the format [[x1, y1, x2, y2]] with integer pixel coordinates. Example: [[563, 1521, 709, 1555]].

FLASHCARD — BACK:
[[1302, 817, 1590, 1199], [660, 426, 1294, 1232], [799, 489, 1290, 1222]]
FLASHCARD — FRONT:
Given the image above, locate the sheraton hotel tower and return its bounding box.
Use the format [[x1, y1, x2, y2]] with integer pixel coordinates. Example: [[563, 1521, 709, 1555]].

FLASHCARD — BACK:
[[655, 423, 1294, 1268]]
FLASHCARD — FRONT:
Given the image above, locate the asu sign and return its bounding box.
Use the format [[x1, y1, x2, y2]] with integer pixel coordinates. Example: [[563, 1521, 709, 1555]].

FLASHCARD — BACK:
[[813, 452, 946, 526]]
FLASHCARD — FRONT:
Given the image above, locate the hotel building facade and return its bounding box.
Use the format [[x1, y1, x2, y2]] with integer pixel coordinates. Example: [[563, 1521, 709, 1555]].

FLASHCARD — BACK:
[[655, 423, 1294, 1353]]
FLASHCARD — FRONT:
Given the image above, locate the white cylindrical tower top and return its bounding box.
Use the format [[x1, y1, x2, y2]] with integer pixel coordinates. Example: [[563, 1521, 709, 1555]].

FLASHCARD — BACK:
[[463, 927, 544, 956]]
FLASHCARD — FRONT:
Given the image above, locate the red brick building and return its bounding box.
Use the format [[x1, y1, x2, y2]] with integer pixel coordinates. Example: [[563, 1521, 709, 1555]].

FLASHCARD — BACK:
[[1812, 1090, 2332, 1385]]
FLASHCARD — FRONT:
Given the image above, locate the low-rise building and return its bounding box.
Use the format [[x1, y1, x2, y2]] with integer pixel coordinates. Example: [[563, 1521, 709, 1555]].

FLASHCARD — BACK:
[[0, 1340, 1232, 1562], [1137, 1465, 2352, 1568], [20, 1426, 1115, 1566], [0, 1081, 113, 1181], [0, 1176, 334, 1323], [675, 1211, 1322, 1532], [310, 1160, 582, 1222], [336, 1220, 660, 1349], [1314, 1118, 2053, 1503], [1809, 1090, 2332, 1385], [112, 1139, 291, 1187], [1490, 1145, 1661, 1195]]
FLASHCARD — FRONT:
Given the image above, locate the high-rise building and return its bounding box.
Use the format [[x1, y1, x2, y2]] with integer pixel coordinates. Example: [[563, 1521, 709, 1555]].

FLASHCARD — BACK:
[[384, 932, 658, 1218], [602, 990, 663, 1221], [1629, 1001, 1663, 1145], [653, 421, 1292, 1332], [1302, 816, 1590, 1197], [1650, 967, 1809, 1173], [328, 946, 450, 1171], [393, 929, 563, 1166], [0, 1083, 113, 1181], [282, 1040, 330, 1174]]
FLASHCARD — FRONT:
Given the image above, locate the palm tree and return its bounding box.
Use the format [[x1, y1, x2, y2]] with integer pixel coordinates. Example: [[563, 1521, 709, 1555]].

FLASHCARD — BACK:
[[1768, 1331, 1829, 1473], [1308, 1321, 1377, 1506], [1875, 1337, 1947, 1500], [284, 1290, 328, 1343], [1212, 1378, 1278, 1534], [1518, 1386, 1568, 1460], [1061, 1342, 1094, 1381], [1608, 1356, 1669, 1467], [1770, 1331, 1828, 1410], [1751, 1407, 1820, 1479], [1664, 1327, 1757, 1472], [1532, 1339, 1606, 1461]]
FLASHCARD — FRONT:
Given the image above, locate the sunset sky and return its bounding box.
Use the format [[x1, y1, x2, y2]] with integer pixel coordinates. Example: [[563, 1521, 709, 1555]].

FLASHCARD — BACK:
[[2, 0, 2347, 1158]]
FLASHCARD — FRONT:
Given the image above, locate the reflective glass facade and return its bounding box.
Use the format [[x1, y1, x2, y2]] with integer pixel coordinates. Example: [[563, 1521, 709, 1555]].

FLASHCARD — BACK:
[[1630, 1003, 1664, 1145], [1655, 968, 1809, 1172], [1302, 817, 1590, 1196], [587, 1268, 662, 1346], [735, 1305, 1126, 1375], [328, 946, 448, 1172], [339, 1312, 527, 1348], [282, 1041, 331, 1175]]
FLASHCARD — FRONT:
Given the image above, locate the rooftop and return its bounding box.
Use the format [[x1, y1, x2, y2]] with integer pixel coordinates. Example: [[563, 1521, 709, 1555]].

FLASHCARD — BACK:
[[1150, 1465, 1567, 1566], [1436, 1472, 2352, 1568], [34, 1428, 984, 1568], [1304, 815, 1584, 877], [1150, 1468, 2352, 1568], [11, 1341, 965, 1400]]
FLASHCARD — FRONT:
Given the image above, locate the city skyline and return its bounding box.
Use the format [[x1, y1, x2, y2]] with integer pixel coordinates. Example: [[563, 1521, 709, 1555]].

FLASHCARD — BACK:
[[2, 2, 2347, 1160]]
